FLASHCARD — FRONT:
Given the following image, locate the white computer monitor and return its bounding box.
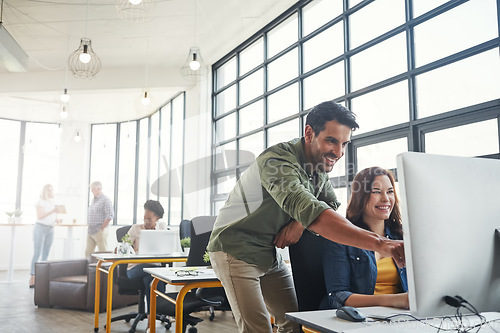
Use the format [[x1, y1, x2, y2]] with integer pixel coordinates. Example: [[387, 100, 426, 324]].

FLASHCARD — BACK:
[[397, 152, 500, 317]]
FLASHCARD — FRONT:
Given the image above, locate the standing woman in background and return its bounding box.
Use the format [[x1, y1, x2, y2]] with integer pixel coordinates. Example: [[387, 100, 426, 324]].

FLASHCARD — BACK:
[[29, 184, 60, 288]]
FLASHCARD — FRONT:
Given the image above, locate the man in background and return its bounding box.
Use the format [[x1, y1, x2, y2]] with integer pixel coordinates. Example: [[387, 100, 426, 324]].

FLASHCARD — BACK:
[[85, 181, 114, 257]]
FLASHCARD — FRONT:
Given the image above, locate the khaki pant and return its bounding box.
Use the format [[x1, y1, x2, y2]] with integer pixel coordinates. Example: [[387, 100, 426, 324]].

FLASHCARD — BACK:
[[85, 228, 109, 258], [210, 251, 300, 333]]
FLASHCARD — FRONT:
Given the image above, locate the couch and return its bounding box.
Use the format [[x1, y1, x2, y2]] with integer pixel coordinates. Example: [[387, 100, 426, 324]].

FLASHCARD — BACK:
[[34, 257, 138, 312]]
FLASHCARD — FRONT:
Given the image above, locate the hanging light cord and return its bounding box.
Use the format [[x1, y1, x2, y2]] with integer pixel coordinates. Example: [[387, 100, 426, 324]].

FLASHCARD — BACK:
[[84, 0, 89, 37]]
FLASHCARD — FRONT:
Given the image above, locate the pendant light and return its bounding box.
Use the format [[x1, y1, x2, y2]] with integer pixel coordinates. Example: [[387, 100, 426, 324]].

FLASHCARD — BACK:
[[68, 1, 101, 78], [74, 131, 82, 143], [141, 91, 150, 106], [180, 0, 207, 82], [115, 0, 155, 23], [60, 88, 70, 103], [139, 40, 151, 108], [60, 106, 68, 119]]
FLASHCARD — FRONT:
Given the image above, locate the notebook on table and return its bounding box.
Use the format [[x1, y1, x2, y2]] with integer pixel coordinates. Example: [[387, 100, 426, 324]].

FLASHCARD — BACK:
[[138, 229, 180, 255]]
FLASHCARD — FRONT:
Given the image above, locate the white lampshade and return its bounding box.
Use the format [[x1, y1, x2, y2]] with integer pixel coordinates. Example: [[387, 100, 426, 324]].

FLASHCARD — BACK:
[[141, 91, 150, 105], [180, 47, 207, 82], [60, 106, 68, 119], [60, 88, 70, 103]]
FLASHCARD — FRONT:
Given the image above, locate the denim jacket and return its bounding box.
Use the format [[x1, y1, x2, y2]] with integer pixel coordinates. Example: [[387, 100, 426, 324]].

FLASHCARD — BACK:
[[320, 226, 408, 309]]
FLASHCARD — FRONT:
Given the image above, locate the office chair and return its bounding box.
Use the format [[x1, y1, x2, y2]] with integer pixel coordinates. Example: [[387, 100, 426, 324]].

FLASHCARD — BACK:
[[289, 230, 327, 311], [156, 216, 229, 333], [110, 226, 171, 333], [179, 219, 191, 251]]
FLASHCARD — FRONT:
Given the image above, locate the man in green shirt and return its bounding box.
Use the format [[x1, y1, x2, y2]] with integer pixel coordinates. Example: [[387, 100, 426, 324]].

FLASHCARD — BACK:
[[207, 101, 405, 333]]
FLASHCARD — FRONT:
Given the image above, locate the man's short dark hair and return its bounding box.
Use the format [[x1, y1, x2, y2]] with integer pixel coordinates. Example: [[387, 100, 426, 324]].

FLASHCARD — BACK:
[[144, 200, 164, 218], [305, 101, 359, 136]]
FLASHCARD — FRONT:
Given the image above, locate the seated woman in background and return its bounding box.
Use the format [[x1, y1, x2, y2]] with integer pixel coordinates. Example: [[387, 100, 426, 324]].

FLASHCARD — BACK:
[[126, 200, 167, 315], [127, 199, 167, 251], [321, 166, 408, 309]]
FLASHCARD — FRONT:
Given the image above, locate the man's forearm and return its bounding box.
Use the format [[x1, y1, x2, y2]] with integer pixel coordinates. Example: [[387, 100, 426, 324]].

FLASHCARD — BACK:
[[101, 219, 111, 230], [308, 209, 382, 251], [308, 209, 405, 268]]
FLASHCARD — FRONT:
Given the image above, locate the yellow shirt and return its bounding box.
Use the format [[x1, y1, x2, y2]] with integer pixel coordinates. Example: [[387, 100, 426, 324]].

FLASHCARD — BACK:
[[374, 257, 402, 295]]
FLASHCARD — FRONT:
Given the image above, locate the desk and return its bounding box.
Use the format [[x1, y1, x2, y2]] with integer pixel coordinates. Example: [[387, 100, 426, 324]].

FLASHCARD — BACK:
[[144, 266, 222, 333], [286, 307, 500, 333], [92, 253, 188, 333]]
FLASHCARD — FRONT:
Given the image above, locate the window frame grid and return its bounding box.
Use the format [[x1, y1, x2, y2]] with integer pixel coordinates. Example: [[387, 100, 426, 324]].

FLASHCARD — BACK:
[[211, 0, 500, 212]]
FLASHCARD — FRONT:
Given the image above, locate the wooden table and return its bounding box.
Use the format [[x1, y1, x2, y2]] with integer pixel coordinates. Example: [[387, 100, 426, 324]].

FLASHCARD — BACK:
[[92, 253, 188, 333]]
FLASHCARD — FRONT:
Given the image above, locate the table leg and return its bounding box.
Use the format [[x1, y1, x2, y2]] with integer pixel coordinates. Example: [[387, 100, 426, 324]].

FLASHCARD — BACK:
[[94, 260, 103, 332], [105, 262, 118, 333], [150, 278, 160, 333], [65, 226, 74, 259], [175, 284, 194, 333], [7, 225, 16, 283]]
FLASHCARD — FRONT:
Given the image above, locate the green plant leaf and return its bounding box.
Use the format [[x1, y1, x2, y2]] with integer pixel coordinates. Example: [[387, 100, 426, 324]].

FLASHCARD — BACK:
[[180, 237, 191, 248], [203, 251, 210, 263]]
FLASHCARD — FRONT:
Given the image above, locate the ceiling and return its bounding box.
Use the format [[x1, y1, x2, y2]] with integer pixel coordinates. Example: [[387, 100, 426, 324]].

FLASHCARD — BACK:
[[0, 0, 297, 123]]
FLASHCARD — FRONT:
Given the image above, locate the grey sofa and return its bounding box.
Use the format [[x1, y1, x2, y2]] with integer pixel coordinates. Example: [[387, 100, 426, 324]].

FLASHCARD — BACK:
[[34, 257, 138, 312]]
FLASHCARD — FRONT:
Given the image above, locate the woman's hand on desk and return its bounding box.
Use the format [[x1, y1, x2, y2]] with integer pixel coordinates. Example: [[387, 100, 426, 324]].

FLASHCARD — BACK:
[[387, 293, 409, 309]]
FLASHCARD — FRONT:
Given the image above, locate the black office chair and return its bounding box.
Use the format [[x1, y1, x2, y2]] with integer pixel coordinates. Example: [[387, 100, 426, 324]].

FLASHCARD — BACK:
[[289, 230, 327, 311], [110, 226, 171, 333], [156, 216, 229, 333], [179, 219, 191, 251]]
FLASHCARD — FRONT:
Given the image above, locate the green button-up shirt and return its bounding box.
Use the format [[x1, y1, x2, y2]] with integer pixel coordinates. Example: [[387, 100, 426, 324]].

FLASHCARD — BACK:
[[207, 138, 340, 270]]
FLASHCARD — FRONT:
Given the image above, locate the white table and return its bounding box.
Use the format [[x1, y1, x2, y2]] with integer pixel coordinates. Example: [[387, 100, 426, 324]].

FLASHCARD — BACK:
[[57, 223, 87, 259], [2, 223, 32, 282], [144, 266, 222, 333], [286, 306, 500, 333], [92, 253, 188, 333]]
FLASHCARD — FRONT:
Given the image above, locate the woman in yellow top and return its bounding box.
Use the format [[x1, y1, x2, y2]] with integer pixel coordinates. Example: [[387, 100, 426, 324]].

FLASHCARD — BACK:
[[321, 167, 409, 309]]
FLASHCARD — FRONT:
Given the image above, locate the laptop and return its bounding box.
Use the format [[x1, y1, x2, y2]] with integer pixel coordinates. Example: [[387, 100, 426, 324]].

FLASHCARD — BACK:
[[138, 229, 180, 255]]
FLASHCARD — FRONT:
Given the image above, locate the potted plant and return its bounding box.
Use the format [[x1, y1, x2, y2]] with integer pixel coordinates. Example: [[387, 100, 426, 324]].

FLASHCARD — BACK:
[[180, 237, 191, 254], [5, 209, 23, 224], [117, 234, 134, 255]]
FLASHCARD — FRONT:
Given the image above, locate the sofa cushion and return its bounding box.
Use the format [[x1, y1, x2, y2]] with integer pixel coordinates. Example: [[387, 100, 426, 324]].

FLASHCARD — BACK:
[[49, 279, 88, 310], [52, 275, 87, 284]]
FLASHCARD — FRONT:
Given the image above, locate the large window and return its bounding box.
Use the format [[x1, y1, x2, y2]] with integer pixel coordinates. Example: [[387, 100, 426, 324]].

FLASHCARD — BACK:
[[21, 123, 61, 225], [117, 121, 137, 225], [0, 119, 21, 216], [89, 123, 117, 204], [212, 0, 500, 212], [90, 93, 186, 225], [0, 120, 62, 223], [0, 93, 186, 227]]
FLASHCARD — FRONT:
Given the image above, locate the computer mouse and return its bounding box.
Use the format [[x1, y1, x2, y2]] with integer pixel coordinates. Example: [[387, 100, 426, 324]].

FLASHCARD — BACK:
[[335, 306, 366, 322]]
